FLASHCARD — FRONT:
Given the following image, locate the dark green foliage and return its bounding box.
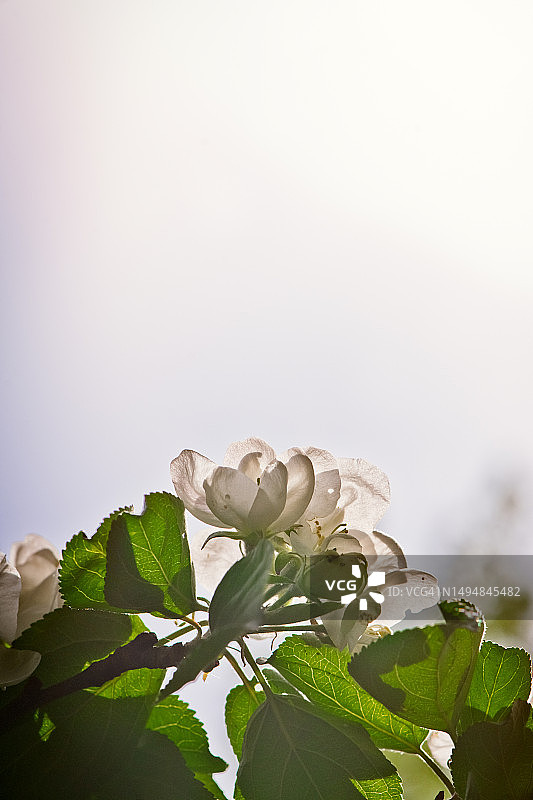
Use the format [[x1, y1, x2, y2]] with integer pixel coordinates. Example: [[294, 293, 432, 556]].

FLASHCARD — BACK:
[[349, 602, 484, 735]]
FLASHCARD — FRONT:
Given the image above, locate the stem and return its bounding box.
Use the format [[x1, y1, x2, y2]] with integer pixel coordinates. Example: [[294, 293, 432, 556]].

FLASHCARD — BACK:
[[178, 615, 204, 639], [157, 620, 209, 645], [249, 624, 326, 634], [224, 651, 258, 703], [239, 639, 273, 697], [418, 748, 455, 795], [264, 585, 300, 611]]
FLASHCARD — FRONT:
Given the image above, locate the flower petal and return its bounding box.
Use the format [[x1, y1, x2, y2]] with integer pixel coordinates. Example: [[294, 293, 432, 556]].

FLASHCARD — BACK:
[[247, 460, 288, 531], [15, 570, 63, 638], [289, 521, 322, 555], [338, 530, 407, 571], [9, 534, 60, 569], [427, 731, 454, 769], [204, 466, 259, 530], [223, 438, 276, 469], [338, 458, 390, 534], [0, 554, 21, 644], [170, 450, 225, 527], [237, 452, 263, 482], [0, 644, 41, 688], [9, 535, 59, 598], [285, 447, 341, 521], [270, 454, 316, 533], [321, 611, 368, 653], [378, 569, 439, 627], [189, 531, 242, 596]]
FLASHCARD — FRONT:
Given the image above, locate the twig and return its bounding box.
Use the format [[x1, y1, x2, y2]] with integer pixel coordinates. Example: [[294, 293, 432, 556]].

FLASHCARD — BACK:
[[239, 639, 273, 697], [224, 650, 258, 703]]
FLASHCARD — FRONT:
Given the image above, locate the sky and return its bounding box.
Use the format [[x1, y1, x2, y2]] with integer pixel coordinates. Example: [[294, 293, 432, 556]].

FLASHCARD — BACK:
[[1, 3, 532, 791]]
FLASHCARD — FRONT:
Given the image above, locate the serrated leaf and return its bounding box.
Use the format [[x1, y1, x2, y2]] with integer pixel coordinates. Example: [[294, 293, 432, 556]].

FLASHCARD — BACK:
[[209, 539, 274, 634], [97, 730, 216, 800], [451, 699, 533, 800], [269, 635, 428, 753], [0, 664, 165, 799], [92, 662, 164, 699], [225, 682, 265, 759], [59, 508, 130, 611], [457, 640, 532, 734], [351, 777, 403, 800], [163, 542, 275, 695], [104, 492, 197, 617], [237, 694, 402, 800], [13, 606, 145, 687], [196, 774, 228, 800], [349, 601, 484, 736], [147, 696, 227, 775], [1, 608, 164, 799]]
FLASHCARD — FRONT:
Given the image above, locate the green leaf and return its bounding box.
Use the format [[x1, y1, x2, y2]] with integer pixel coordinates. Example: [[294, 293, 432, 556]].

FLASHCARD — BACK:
[[13, 606, 145, 686], [224, 669, 302, 796], [163, 541, 275, 696], [98, 730, 216, 800], [225, 684, 265, 800], [269, 635, 428, 753], [349, 601, 485, 735], [350, 777, 404, 800], [104, 492, 198, 616], [225, 682, 265, 759], [237, 694, 402, 800], [59, 507, 131, 611], [458, 640, 532, 734], [209, 539, 274, 634], [147, 696, 227, 775], [196, 774, 228, 800], [0, 664, 165, 799], [262, 667, 302, 697], [451, 699, 533, 800], [91, 662, 164, 699]]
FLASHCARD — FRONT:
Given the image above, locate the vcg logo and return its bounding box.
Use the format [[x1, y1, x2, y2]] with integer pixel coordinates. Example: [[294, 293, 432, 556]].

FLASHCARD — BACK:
[[310, 553, 386, 617], [323, 563, 386, 610]]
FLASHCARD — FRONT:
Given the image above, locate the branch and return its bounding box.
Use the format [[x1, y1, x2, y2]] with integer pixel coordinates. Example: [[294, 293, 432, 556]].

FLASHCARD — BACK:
[[0, 632, 187, 735]]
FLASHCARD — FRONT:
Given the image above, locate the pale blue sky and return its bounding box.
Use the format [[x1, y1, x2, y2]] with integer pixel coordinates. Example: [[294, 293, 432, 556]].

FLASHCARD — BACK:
[[1, 4, 532, 788], [2, 1, 532, 561]]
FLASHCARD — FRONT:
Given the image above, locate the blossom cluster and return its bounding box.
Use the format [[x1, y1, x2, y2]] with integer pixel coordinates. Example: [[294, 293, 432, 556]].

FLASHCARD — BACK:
[[1, 436, 437, 683], [171, 437, 438, 651]]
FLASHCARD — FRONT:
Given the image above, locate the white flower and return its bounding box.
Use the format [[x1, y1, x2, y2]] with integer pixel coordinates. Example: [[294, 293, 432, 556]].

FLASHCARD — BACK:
[[170, 437, 341, 536], [0, 535, 63, 687], [178, 438, 390, 590], [173, 437, 437, 654]]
